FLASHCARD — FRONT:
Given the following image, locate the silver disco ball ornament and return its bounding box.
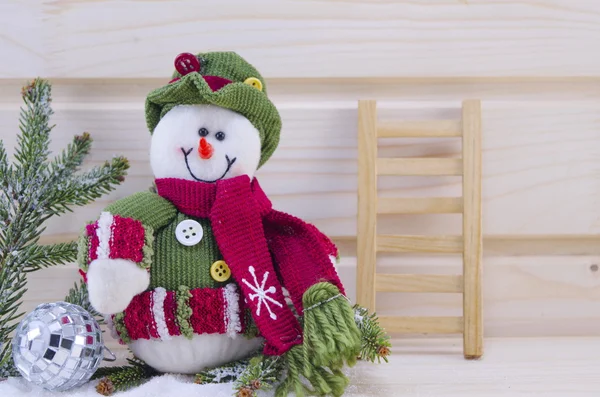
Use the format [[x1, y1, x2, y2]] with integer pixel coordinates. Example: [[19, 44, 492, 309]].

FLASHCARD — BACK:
[[12, 301, 107, 391]]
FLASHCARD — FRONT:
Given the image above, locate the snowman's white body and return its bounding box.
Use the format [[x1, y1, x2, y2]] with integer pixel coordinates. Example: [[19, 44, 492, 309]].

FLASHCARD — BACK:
[[86, 105, 265, 373], [129, 333, 263, 374]]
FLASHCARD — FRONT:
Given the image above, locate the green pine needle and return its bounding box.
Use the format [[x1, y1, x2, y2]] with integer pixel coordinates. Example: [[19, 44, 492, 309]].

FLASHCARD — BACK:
[[64, 281, 104, 324], [193, 352, 284, 396], [23, 241, 77, 272], [0, 78, 129, 375], [96, 367, 150, 396], [94, 358, 157, 396], [194, 357, 252, 385], [233, 355, 283, 396], [353, 304, 392, 363]]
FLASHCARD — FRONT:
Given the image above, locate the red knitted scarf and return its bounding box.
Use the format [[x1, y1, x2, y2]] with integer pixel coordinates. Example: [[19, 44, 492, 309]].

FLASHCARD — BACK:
[[155, 176, 344, 356]]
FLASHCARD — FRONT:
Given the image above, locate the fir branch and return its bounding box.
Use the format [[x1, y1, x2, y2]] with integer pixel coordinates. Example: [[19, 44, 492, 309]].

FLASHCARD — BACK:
[[42, 156, 129, 218], [194, 357, 252, 385], [92, 358, 152, 381], [24, 241, 77, 272], [64, 281, 104, 324], [13, 79, 53, 183], [0, 78, 129, 376], [233, 355, 283, 397], [0, 141, 9, 185], [0, 140, 7, 165], [194, 352, 284, 396], [0, 141, 10, 228], [95, 367, 148, 396], [94, 359, 157, 396], [0, 261, 27, 372], [0, 349, 19, 378], [45, 132, 93, 185], [353, 305, 391, 363]]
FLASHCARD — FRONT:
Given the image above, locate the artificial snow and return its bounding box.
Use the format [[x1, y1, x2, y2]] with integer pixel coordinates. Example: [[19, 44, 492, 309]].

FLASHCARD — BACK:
[[0, 375, 241, 397], [0, 368, 374, 397]]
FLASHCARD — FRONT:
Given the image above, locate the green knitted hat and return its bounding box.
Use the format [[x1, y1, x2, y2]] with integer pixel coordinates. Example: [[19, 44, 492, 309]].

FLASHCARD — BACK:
[[145, 52, 281, 168]]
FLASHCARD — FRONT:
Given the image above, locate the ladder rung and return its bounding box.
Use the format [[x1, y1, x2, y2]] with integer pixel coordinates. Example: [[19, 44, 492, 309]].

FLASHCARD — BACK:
[[378, 120, 462, 138], [377, 235, 463, 253], [376, 274, 463, 293], [377, 158, 463, 176], [377, 197, 463, 214], [379, 316, 464, 334]]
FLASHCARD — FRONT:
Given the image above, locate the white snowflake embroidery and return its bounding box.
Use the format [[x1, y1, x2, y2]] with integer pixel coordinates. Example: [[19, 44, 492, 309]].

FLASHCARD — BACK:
[[241, 266, 283, 320]]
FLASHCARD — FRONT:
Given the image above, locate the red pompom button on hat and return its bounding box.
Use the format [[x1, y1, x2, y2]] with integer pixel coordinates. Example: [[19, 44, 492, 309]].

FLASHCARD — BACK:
[[174, 52, 201, 76], [169, 52, 201, 83]]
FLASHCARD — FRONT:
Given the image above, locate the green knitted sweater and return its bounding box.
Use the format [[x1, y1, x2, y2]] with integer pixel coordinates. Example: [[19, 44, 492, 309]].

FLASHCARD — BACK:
[[78, 191, 259, 343], [103, 191, 224, 290]]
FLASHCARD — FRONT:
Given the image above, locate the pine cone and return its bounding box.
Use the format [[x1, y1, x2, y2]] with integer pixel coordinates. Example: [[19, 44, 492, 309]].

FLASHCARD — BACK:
[[237, 387, 253, 397], [194, 374, 205, 384], [96, 378, 115, 396], [250, 379, 261, 390], [377, 345, 390, 358]]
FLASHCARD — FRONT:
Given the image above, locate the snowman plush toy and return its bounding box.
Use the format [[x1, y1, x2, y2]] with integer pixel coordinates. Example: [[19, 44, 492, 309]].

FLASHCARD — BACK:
[[77, 52, 365, 396]]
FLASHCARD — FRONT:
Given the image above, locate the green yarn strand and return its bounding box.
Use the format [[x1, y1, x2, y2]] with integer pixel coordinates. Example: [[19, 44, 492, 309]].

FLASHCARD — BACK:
[[275, 346, 308, 397], [140, 225, 154, 270], [76, 226, 90, 271], [275, 283, 361, 397], [176, 285, 194, 339], [302, 282, 361, 369], [113, 312, 130, 344], [276, 344, 349, 397]]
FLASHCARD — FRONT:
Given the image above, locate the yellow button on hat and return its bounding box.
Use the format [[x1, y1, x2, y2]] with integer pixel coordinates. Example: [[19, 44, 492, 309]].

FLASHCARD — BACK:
[[210, 260, 231, 282], [243, 77, 263, 92]]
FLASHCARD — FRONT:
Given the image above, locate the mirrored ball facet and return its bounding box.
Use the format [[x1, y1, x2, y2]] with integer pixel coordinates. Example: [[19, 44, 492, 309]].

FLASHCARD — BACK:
[[12, 302, 104, 391]]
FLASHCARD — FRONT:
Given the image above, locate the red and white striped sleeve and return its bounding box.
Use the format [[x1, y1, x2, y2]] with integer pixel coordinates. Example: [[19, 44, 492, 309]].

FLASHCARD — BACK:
[[77, 211, 153, 280]]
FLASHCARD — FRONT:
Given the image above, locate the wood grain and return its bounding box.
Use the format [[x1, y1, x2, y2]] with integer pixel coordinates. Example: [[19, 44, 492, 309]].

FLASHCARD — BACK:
[[377, 235, 463, 253], [369, 254, 600, 338], [347, 337, 600, 396], [377, 158, 463, 176], [0, 86, 599, 238], [483, 235, 600, 256], [6, 79, 600, 103], [376, 274, 463, 293], [0, 2, 45, 79], [23, 254, 600, 338], [379, 316, 464, 334], [377, 197, 463, 214], [377, 120, 462, 138], [461, 99, 484, 359], [356, 100, 378, 311], [2, 0, 600, 342], [3, 1, 600, 78]]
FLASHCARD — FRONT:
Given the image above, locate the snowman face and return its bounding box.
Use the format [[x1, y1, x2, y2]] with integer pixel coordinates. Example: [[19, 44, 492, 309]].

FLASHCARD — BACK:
[[150, 105, 262, 182]]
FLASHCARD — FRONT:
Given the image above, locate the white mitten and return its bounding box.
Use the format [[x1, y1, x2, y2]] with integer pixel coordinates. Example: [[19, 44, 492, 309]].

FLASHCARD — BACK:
[[86, 258, 150, 315]]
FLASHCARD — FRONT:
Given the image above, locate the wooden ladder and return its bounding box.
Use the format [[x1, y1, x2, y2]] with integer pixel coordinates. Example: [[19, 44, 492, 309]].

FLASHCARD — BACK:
[[356, 100, 483, 359]]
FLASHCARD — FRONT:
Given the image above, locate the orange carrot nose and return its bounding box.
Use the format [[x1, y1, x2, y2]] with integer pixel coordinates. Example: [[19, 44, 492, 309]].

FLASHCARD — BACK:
[[198, 138, 213, 159]]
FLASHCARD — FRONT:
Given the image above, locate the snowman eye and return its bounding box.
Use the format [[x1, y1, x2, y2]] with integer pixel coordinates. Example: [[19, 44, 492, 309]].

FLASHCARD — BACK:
[[215, 131, 226, 141], [198, 128, 209, 137]]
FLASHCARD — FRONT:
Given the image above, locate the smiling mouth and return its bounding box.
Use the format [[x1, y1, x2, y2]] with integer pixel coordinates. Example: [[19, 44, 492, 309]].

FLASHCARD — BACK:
[[181, 147, 237, 183]]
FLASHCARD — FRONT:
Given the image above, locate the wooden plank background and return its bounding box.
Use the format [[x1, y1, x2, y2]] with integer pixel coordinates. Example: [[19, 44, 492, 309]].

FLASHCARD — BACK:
[[2, 0, 600, 78], [1, 0, 599, 339]]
